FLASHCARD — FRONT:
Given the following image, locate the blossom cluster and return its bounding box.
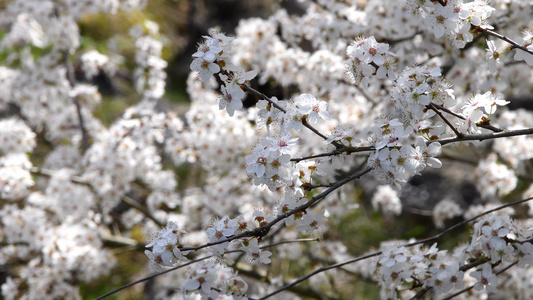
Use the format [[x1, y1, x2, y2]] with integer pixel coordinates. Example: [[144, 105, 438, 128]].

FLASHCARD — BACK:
[[240, 95, 329, 193], [408, 0, 495, 48], [460, 91, 510, 134], [474, 153, 517, 199], [346, 36, 398, 88], [410, 0, 533, 67], [145, 221, 189, 268], [1, 0, 533, 299], [190, 30, 257, 116], [131, 21, 167, 100], [372, 214, 533, 299], [182, 260, 248, 300], [0, 118, 36, 200], [514, 29, 533, 66]]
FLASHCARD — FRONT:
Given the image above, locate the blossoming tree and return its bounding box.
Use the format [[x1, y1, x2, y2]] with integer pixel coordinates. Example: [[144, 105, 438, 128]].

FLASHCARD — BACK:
[[1, 0, 533, 299]]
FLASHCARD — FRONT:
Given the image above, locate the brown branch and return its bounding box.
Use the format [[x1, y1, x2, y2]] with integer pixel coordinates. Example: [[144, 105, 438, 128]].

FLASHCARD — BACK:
[[402, 206, 433, 217], [290, 145, 375, 162], [53, 1, 90, 153], [428, 102, 463, 137], [30, 167, 165, 227], [378, 31, 423, 44], [290, 127, 533, 163], [239, 266, 335, 300], [243, 84, 344, 149], [290, 150, 346, 162], [477, 26, 533, 56], [441, 260, 519, 300], [179, 167, 372, 252], [94, 255, 214, 300], [256, 251, 380, 300], [121, 195, 165, 227], [431, 103, 503, 132], [96, 238, 321, 299], [30, 167, 88, 185], [405, 197, 533, 249], [434, 127, 533, 146], [243, 84, 287, 114], [100, 232, 145, 251], [259, 238, 320, 249]]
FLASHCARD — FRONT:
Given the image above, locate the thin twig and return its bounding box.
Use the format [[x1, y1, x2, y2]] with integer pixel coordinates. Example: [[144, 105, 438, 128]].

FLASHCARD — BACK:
[[243, 84, 344, 149], [431, 103, 503, 132], [96, 238, 321, 299], [405, 197, 533, 248], [378, 31, 422, 44], [31, 166, 165, 227], [290, 145, 375, 162], [439, 151, 478, 165], [477, 26, 533, 56], [243, 84, 287, 114], [255, 251, 380, 300], [53, 1, 90, 152], [354, 84, 377, 105], [432, 103, 465, 120], [237, 266, 335, 300], [402, 206, 433, 217], [30, 166, 165, 227], [94, 256, 214, 300], [428, 102, 463, 137], [290, 150, 346, 162], [179, 167, 372, 252], [30, 167, 88, 185], [121, 195, 165, 227], [434, 127, 533, 146], [100, 232, 145, 251], [289, 127, 533, 163], [441, 260, 519, 300], [411, 258, 488, 299], [259, 238, 320, 249]]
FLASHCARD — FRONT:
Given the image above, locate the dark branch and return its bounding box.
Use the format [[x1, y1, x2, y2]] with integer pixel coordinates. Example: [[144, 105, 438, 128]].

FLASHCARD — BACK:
[[477, 26, 533, 56], [428, 102, 463, 137], [179, 167, 372, 252], [243, 84, 344, 149], [53, 1, 90, 153]]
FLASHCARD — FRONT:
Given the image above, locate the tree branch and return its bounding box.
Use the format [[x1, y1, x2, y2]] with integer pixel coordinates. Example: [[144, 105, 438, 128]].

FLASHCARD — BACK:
[[179, 167, 373, 252], [477, 26, 533, 56], [411, 258, 488, 299], [431, 103, 503, 132], [435, 127, 533, 146], [290, 145, 375, 162], [440, 260, 519, 300], [94, 255, 214, 300], [243, 84, 344, 149], [53, 1, 90, 153], [121, 195, 165, 227], [97, 238, 321, 299], [290, 127, 533, 163], [428, 102, 463, 137]]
